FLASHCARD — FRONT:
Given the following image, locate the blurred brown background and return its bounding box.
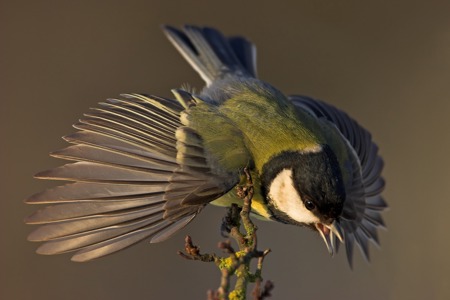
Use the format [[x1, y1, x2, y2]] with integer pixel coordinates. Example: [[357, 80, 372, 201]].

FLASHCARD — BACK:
[[2, 0, 450, 299]]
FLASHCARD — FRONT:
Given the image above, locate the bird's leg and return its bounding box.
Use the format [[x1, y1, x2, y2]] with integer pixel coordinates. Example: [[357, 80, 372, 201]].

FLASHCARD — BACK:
[[220, 202, 241, 238]]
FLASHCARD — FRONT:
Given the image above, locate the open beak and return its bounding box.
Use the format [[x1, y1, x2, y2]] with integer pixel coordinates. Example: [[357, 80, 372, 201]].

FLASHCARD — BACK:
[[315, 221, 344, 256]]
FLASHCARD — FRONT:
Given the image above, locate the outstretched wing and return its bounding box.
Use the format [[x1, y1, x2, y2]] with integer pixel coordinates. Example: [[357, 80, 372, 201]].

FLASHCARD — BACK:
[[26, 93, 243, 262], [290, 95, 387, 267]]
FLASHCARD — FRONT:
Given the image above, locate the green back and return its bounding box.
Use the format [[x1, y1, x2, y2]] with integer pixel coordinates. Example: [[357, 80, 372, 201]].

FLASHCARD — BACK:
[[218, 84, 326, 171]]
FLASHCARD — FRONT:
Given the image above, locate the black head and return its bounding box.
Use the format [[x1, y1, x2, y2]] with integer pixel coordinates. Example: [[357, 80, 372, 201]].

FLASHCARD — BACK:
[[261, 145, 346, 226]]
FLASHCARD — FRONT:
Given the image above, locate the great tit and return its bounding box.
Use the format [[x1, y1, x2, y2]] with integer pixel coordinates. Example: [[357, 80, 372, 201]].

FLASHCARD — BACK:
[[26, 25, 387, 265]]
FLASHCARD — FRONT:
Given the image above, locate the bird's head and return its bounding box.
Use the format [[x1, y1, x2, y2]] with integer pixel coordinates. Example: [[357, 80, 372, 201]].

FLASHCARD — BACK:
[[261, 145, 346, 255]]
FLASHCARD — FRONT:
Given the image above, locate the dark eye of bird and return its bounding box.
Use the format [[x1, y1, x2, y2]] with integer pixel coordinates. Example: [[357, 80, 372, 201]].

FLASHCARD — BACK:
[[305, 200, 315, 211]]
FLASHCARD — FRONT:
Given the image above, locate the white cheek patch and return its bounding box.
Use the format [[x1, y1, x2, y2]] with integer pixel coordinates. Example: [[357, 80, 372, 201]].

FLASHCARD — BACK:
[[268, 169, 320, 224]]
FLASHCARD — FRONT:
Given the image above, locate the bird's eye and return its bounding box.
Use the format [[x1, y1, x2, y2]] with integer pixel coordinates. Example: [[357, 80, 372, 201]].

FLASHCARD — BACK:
[[305, 200, 315, 211]]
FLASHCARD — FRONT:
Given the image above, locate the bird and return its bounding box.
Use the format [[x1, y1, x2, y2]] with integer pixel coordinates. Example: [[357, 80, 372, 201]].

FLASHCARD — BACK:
[[25, 25, 387, 266]]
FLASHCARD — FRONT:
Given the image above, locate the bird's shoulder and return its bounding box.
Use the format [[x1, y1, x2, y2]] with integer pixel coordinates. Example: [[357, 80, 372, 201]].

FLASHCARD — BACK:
[[174, 89, 252, 174]]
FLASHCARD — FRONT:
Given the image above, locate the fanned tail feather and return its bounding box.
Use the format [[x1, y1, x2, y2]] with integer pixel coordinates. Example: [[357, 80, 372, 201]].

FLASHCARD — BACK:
[[163, 25, 256, 85]]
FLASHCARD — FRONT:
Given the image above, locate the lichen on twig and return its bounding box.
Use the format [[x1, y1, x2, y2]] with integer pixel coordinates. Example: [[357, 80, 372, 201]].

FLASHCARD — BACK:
[[178, 168, 273, 300]]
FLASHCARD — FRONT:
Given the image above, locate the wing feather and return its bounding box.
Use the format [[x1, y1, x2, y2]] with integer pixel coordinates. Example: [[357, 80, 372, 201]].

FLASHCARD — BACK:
[[36, 214, 164, 255], [26, 93, 242, 261], [26, 195, 165, 223], [290, 95, 387, 266], [50, 144, 176, 172]]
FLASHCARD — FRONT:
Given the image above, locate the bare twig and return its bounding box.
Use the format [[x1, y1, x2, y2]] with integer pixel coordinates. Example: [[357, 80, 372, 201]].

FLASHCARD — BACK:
[[253, 280, 274, 300], [178, 168, 273, 300], [177, 235, 216, 262]]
